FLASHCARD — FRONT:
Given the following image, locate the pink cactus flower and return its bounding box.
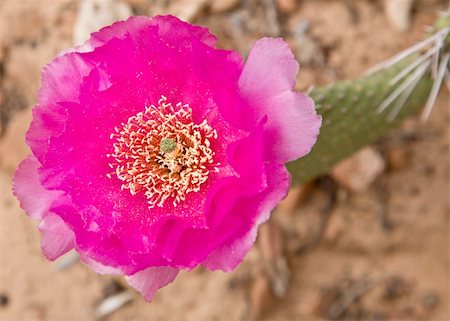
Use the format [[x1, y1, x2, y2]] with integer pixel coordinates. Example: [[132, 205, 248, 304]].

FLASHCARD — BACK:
[[13, 15, 321, 300]]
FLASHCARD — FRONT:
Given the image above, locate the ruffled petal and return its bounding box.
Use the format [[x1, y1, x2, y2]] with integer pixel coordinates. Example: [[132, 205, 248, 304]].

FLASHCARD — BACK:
[[39, 213, 75, 261], [239, 37, 321, 162], [30, 15, 217, 162], [202, 225, 257, 272], [254, 164, 290, 225], [27, 51, 93, 161], [38, 53, 93, 106], [125, 266, 179, 301], [76, 15, 216, 54], [79, 252, 122, 275], [12, 155, 63, 220], [84, 16, 152, 51], [150, 15, 217, 48], [203, 164, 290, 271]]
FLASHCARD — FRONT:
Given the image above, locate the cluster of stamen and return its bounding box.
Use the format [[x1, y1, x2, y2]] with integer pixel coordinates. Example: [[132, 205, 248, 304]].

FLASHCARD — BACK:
[[107, 96, 219, 208]]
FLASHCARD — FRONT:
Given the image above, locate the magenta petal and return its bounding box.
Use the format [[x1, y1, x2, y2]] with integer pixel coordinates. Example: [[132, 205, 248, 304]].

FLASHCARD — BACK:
[[79, 15, 216, 53], [39, 53, 93, 106], [39, 213, 75, 261], [87, 16, 152, 50], [27, 53, 92, 160], [202, 225, 257, 272], [13, 15, 322, 301], [203, 164, 289, 272], [125, 266, 179, 301], [13, 155, 63, 220], [254, 164, 290, 225], [239, 37, 321, 162]]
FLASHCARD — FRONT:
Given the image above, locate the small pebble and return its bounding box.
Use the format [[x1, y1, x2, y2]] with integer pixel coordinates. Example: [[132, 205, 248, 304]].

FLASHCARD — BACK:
[[331, 147, 386, 192], [276, 0, 298, 14], [387, 146, 410, 171], [385, 0, 414, 31], [94, 291, 134, 319], [0, 293, 9, 307], [210, 0, 240, 13], [422, 292, 439, 309]]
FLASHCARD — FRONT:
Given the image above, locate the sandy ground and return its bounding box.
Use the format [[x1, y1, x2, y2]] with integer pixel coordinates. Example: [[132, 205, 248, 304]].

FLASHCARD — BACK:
[[0, 0, 448, 320]]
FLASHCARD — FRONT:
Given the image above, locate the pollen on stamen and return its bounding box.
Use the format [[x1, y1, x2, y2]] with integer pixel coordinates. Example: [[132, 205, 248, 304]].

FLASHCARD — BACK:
[[107, 96, 219, 208]]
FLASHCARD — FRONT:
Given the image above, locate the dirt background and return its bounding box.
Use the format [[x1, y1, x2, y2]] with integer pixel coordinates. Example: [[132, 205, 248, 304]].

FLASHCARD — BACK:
[[0, 0, 448, 320]]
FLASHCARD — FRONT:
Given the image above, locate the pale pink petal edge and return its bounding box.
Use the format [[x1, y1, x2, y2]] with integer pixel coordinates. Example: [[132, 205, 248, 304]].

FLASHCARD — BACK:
[[78, 252, 123, 275], [239, 37, 321, 163], [13, 155, 63, 220], [39, 213, 75, 261], [125, 266, 179, 301]]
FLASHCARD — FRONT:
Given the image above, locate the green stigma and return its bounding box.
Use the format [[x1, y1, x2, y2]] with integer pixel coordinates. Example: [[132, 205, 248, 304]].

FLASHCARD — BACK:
[[160, 137, 177, 153]]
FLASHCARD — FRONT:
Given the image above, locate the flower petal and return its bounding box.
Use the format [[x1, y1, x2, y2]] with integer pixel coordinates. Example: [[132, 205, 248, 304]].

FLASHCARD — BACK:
[[79, 252, 122, 275], [125, 266, 179, 301], [27, 50, 92, 161], [202, 225, 257, 272], [13, 16, 322, 302], [31, 21, 245, 272], [39, 213, 75, 261], [150, 15, 217, 48], [203, 164, 290, 271], [239, 37, 321, 162], [13, 155, 63, 220], [76, 15, 216, 54]]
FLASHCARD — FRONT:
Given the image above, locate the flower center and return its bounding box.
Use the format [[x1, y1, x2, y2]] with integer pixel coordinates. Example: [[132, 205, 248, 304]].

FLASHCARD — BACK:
[[107, 96, 219, 208], [160, 137, 177, 153]]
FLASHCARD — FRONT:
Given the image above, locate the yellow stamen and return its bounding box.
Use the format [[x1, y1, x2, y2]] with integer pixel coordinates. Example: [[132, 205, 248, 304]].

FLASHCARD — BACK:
[[107, 96, 219, 208]]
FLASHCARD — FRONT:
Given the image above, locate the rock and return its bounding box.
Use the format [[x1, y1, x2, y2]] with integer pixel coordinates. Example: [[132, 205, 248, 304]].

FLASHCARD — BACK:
[[73, 0, 133, 46], [290, 19, 325, 66], [421, 292, 439, 309], [210, 0, 240, 14], [293, 34, 325, 66], [276, 0, 298, 14], [165, 0, 209, 22], [122, 0, 153, 15], [122, 0, 147, 6], [384, 0, 414, 32], [94, 290, 134, 320], [331, 147, 386, 192], [387, 146, 411, 171]]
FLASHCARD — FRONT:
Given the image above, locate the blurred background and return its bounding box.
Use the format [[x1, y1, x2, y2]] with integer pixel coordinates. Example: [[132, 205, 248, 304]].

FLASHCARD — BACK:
[[0, 0, 448, 320]]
